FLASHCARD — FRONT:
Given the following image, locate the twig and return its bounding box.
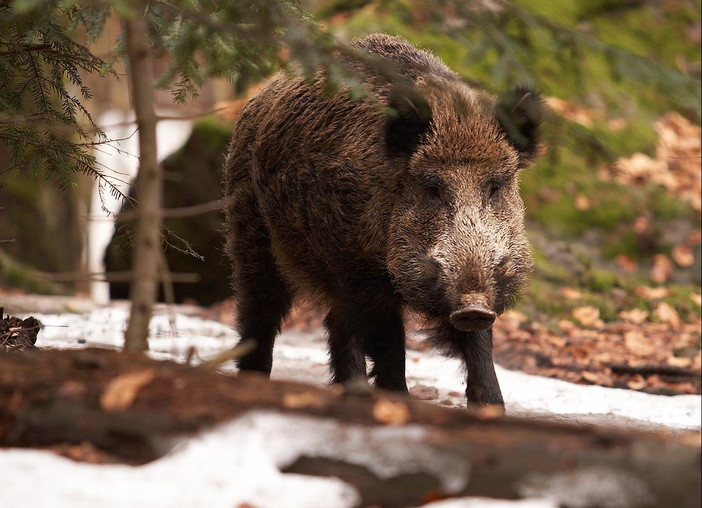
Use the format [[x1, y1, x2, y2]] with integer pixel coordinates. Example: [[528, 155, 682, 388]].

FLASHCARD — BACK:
[[33, 271, 199, 283], [116, 197, 232, 222], [200, 340, 256, 370], [606, 362, 701, 379]]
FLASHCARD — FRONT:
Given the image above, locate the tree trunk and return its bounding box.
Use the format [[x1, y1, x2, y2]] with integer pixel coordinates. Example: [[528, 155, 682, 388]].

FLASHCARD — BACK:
[[1, 348, 699, 508], [122, 3, 161, 352]]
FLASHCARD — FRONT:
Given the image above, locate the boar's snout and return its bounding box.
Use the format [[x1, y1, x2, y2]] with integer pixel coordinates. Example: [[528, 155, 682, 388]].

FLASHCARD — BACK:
[[449, 305, 496, 331], [449, 293, 496, 331]]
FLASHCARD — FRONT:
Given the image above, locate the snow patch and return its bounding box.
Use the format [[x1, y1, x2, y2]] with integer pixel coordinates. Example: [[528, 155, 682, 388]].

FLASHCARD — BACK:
[[517, 466, 653, 508], [234, 411, 471, 493], [0, 412, 359, 508]]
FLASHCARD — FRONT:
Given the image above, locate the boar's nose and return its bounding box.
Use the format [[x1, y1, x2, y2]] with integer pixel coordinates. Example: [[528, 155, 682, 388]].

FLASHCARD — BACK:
[[449, 305, 496, 331]]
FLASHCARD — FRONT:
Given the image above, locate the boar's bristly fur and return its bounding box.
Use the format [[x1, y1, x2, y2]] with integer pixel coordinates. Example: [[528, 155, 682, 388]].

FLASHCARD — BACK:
[[223, 33, 543, 407]]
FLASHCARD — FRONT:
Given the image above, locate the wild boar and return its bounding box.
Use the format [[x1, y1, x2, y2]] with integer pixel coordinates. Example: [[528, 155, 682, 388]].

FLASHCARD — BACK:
[[223, 33, 542, 406]]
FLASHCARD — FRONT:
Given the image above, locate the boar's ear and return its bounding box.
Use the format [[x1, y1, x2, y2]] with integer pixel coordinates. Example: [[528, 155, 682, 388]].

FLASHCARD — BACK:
[[496, 85, 543, 166], [386, 86, 433, 156]]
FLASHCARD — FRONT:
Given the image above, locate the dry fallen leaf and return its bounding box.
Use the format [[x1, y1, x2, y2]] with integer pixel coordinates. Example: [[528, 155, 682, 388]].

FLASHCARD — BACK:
[[546, 334, 567, 348], [558, 319, 577, 333], [574, 193, 591, 211], [502, 310, 528, 322], [100, 368, 156, 412], [372, 398, 410, 426], [51, 442, 115, 465], [691, 293, 702, 307], [581, 371, 603, 384], [666, 356, 692, 368], [650, 254, 674, 283], [499, 310, 528, 332], [572, 306, 603, 328], [626, 375, 648, 390], [654, 302, 681, 328], [562, 287, 583, 300], [545, 97, 600, 127], [635, 286, 671, 300], [619, 308, 649, 324], [409, 384, 439, 400], [615, 255, 638, 273], [672, 245, 695, 267], [612, 112, 701, 212], [474, 404, 505, 419], [283, 391, 326, 409], [614, 153, 668, 185], [624, 330, 655, 356]]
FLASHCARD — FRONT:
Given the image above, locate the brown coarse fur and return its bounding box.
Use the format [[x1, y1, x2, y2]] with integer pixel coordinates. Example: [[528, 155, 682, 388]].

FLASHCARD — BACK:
[[223, 33, 543, 406]]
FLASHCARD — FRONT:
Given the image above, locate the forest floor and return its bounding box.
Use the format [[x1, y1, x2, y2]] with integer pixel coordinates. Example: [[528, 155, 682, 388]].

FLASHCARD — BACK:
[[203, 298, 701, 397], [1, 291, 700, 508], [5, 289, 698, 397], [1, 291, 699, 432]]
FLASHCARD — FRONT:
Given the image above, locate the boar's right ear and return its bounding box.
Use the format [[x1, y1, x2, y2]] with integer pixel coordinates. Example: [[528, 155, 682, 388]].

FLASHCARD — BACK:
[[496, 85, 543, 166], [386, 86, 433, 156]]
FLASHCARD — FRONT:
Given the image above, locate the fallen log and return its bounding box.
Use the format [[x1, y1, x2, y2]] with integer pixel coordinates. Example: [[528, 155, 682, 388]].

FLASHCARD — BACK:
[[0, 348, 699, 508]]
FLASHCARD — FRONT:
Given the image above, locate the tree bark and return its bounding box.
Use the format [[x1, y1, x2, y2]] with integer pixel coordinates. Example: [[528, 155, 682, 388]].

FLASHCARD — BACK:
[[122, 3, 161, 352], [0, 348, 699, 508]]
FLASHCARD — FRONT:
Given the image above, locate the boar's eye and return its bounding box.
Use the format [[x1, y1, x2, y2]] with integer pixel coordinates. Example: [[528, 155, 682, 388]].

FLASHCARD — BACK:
[[485, 180, 502, 205], [421, 176, 447, 204]]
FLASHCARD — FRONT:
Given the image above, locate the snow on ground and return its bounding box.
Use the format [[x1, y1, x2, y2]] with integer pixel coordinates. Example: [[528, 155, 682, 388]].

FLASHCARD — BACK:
[[29, 304, 702, 431], [0, 304, 699, 508]]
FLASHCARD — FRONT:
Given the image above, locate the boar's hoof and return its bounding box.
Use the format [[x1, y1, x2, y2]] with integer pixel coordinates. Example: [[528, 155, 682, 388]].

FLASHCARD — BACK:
[[449, 305, 496, 331]]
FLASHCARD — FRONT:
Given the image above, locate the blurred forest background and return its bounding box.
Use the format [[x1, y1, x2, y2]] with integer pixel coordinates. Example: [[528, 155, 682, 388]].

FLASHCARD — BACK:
[[0, 0, 700, 393]]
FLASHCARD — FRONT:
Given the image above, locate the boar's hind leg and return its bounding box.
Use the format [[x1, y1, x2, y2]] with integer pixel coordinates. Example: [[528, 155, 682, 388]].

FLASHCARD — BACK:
[[325, 306, 367, 385], [234, 264, 292, 375], [231, 217, 292, 376], [325, 305, 408, 392], [363, 310, 408, 392], [235, 279, 291, 375], [461, 328, 504, 407]]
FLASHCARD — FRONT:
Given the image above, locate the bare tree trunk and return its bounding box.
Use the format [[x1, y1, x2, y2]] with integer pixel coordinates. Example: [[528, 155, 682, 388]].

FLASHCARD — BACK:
[[123, 4, 160, 352]]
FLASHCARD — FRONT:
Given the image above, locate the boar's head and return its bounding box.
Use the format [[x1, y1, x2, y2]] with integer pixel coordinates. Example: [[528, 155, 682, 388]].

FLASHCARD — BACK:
[[386, 80, 543, 331]]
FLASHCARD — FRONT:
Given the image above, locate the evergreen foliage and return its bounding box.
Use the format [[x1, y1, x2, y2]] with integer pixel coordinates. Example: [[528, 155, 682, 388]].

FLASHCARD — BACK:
[[0, 0, 360, 190], [0, 0, 111, 189]]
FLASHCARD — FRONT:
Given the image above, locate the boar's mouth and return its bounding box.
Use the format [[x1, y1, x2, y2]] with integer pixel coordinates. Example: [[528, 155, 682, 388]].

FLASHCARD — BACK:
[[449, 293, 496, 331]]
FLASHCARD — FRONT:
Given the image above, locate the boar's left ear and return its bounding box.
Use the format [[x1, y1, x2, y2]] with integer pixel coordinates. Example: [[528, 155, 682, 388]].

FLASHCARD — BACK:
[[386, 85, 433, 156], [496, 85, 543, 166]]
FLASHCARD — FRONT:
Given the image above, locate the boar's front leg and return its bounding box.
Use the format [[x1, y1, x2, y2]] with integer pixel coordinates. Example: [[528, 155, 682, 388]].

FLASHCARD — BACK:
[[439, 325, 503, 406], [461, 327, 504, 407]]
